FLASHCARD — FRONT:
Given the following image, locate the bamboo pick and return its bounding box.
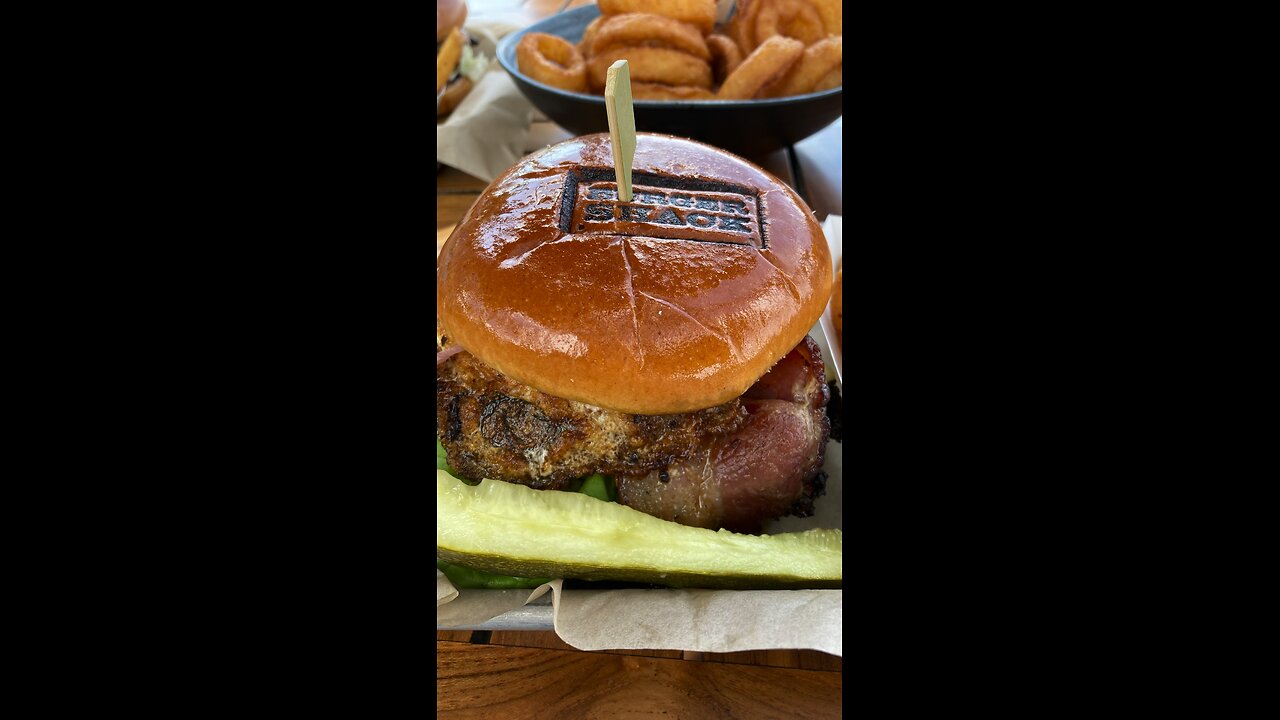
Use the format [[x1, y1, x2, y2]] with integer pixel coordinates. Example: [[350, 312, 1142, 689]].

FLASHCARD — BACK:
[[604, 59, 636, 202]]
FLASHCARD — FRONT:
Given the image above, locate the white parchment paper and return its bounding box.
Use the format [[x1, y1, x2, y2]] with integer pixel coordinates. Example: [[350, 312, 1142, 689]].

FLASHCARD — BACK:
[[553, 587, 842, 656], [436, 569, 459, 607]]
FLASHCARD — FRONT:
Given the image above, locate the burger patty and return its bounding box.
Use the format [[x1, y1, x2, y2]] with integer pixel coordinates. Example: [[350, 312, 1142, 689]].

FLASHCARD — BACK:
[[436, 350, 748, 490]]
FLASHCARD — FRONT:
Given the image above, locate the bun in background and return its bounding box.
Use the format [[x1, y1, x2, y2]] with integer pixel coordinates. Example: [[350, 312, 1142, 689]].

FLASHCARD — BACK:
[[437, 0, 467, 44]]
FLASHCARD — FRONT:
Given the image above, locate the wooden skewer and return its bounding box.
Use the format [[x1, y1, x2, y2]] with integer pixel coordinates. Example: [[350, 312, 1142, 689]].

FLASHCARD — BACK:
[[604, 59, 636, 202]]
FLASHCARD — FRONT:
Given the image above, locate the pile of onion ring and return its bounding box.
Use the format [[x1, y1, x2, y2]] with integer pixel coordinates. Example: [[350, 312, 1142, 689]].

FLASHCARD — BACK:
[[516, 0, 841, 101], [517, 32, 588, 92]]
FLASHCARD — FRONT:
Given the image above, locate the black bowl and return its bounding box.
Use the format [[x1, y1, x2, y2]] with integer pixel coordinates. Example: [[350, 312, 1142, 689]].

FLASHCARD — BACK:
[[497, 5, 843, 158]]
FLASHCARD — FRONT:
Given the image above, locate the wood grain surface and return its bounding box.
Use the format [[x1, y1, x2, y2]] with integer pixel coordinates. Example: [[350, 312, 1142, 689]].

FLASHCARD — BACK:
[[436, 167, 488, 232], [437, 639, 841, 719]]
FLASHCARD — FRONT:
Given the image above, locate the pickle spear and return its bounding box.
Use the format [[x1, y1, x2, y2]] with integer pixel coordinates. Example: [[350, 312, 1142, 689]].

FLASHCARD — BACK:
[[437, 469, 842, 590]]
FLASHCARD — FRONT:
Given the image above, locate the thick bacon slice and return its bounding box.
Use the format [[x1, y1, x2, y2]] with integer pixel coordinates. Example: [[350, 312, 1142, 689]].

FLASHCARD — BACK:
[[614, 336, 831, 533]]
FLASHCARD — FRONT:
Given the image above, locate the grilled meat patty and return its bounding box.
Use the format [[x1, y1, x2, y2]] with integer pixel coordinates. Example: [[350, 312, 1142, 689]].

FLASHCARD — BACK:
[[437, 349, 748, 489]]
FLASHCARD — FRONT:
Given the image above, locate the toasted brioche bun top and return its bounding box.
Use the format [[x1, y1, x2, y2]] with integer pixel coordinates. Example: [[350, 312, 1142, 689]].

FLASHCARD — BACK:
[[437, 0, 467, 44], [437, 133, 832, 415]]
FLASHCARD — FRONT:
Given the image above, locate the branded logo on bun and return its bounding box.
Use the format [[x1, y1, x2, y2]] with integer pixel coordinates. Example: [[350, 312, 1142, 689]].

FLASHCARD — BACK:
[[567, 168, 764, 247]]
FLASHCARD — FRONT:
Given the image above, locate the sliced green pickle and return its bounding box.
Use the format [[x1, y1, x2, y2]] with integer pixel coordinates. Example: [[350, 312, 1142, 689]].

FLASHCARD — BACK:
[[437, 469, 842, 590]]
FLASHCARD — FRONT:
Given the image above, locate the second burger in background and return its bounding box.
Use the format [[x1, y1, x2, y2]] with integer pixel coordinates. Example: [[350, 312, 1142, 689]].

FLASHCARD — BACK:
[[437, 0, 486, 118]]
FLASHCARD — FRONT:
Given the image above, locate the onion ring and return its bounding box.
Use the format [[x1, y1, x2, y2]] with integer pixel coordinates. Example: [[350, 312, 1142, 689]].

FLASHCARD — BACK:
[[762, 35, 841, 97], [517, 32, 588, 93], [590, 13, 710, 61], [728, 0, 764, 54], [753, 0, 826, 48], [706, 34, 744, 85], [587, 46, 712, 93], [716, 35, 804, 100], [812, 67, 841, 92], [630, 82, 716, 100], [597, 0, 716, 34], [437, 27, 464, 95], [578, 16, 605, 55], [809, 0, 842, 36]]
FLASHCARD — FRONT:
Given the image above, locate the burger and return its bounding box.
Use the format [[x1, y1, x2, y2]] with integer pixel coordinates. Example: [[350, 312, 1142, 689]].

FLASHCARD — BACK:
[[436, 132, 840, 588], [436, 0, 482, 118]]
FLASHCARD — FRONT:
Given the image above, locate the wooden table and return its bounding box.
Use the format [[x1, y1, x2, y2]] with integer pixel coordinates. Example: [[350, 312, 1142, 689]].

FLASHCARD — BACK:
[[438, 3, 842, 716], [437, 629, 841, 718]]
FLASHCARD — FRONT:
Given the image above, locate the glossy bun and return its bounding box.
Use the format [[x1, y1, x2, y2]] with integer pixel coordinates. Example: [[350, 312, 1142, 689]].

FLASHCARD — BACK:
[[437, 132, 832, 414], [437, 0, 467, 44]]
